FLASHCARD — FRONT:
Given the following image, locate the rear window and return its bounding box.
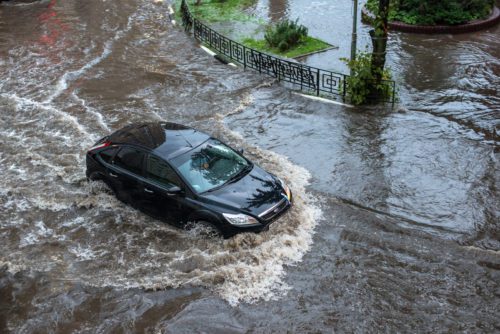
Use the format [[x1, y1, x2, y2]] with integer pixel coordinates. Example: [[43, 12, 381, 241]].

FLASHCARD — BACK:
[[98, 147, 118, 164], [113, 147, 145, 175]]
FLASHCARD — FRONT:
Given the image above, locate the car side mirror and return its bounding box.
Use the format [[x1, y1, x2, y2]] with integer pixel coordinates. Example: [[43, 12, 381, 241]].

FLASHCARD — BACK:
[[167, 185, 183, 195], [238, 148, 244, 155]]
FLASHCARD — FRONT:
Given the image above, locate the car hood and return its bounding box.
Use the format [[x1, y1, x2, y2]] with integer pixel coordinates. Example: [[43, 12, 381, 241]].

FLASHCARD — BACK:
[[199, 166, 286, 217]]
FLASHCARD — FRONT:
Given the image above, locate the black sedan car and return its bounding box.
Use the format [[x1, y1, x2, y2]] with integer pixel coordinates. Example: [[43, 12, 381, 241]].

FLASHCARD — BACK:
[[86, 122, 292, 237]]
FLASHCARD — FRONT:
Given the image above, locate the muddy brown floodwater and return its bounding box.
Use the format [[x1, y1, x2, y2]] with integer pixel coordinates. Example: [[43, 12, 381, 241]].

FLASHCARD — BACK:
[[0, 0, 499, 332]]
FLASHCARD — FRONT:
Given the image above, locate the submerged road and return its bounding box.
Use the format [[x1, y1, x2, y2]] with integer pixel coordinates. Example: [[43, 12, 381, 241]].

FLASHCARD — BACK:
[[0, 0, 498, 332]]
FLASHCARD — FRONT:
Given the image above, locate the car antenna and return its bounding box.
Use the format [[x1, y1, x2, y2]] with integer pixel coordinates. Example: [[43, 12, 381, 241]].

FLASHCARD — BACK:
[[179, 131, 193, 148]]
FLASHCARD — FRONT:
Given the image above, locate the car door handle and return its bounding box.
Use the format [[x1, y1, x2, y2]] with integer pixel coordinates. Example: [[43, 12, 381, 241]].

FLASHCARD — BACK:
[[144, 188, 154, 194], [109, 172, 118, 178]]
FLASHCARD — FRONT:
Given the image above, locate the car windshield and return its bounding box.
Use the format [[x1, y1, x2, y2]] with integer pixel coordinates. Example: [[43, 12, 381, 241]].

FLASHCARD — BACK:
[[171, 139, 251, 193]]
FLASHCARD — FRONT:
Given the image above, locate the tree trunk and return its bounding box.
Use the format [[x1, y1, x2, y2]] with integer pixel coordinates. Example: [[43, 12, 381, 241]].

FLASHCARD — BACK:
[[370, 0, 389, 84]]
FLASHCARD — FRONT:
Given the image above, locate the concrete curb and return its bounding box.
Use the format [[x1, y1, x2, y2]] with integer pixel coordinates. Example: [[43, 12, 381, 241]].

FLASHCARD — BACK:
[[200, 45, 237, 67], [362, 6, 500, 34], [292, 92, 355, 108]]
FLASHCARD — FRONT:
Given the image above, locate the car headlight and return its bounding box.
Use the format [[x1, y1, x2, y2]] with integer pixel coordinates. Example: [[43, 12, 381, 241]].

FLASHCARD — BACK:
[[277, 177, 291, 201], [223, 213, 260, 226]]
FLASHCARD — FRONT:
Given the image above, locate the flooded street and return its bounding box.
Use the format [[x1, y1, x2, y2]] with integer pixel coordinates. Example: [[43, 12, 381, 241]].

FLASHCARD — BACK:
[[1, 0, 499, 332]]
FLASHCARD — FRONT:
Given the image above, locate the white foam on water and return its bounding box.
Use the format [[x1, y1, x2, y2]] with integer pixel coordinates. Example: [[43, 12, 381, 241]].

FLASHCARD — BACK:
[[19, 221, 54, 248], [43, 10, 137, 104], [20, 150, 86, 185], [77, 181, 133, 211], [61, 217, 85, 228], [462, 245, 500, 255], [213, 130, 323, 305], [44, 40, 114, 104], [69, 244, 99, 260], [2, 197, 31, 212], [6, 163, 29, 181], [19, 232, 40, 248], [3, 93, 92, 141], [29, 195, 76, 212], [0, 261, 28, 275], [71, 91, 111, 132], [0, 0, 50, 7]]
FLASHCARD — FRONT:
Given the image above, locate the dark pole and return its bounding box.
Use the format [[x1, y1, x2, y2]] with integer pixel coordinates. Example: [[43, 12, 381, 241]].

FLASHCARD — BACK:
[[350, 0, 358, 76]]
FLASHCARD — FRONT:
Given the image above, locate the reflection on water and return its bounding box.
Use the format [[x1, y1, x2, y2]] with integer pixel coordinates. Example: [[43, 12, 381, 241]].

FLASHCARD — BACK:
[[268, 0, 289, 21], [342, 111, 391, 211], [392, 30, 500, 138], [176, 140, 249, 191], [243, 177, 283, 210]]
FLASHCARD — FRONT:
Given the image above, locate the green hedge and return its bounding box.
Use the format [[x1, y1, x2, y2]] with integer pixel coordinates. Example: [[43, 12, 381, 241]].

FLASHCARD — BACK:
[[366, 0, 494, 25]]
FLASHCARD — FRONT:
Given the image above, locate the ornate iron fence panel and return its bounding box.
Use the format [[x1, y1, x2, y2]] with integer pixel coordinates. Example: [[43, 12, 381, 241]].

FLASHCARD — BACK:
[[180, 0, 395, 103]]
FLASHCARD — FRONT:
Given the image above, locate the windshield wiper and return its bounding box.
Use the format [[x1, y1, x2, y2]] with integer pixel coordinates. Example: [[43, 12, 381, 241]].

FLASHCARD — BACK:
[[226, 163, 253, 184], [204, 163, 253, 193]]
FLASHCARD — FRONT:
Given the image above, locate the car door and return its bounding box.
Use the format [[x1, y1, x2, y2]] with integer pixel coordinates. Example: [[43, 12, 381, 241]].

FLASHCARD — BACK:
[[106, 146, 145, 205], [138, 154, 189, 225]]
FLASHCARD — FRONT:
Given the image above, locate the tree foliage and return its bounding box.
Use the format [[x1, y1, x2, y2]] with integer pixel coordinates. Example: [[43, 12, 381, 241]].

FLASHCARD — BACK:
[[342, 52, 394, 105], [366, 0, 494, 25]]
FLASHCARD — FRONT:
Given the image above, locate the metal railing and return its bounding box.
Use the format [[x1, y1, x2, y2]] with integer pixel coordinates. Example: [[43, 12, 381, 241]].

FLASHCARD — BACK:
[[180, 0, 395, 103]]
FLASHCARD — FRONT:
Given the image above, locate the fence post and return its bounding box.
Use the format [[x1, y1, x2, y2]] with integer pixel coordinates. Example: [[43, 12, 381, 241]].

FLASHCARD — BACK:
[[258, 52, 262, 74], [208, 24, 211, 47], [316, 69, 320, 96], [300, 67, 303, 91], [342, 74, 347, 100], [243, 45, 246, 69], [392, 81, 396, 104]]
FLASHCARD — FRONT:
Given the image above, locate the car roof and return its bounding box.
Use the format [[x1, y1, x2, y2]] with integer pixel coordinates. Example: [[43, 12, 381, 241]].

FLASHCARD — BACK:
[[108, 122, 210, 159]]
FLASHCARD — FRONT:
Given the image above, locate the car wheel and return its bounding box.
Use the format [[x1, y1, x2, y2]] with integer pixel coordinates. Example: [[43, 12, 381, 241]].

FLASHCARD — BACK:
[[186, 220, 222, 238], [88, 171, 100, 181]]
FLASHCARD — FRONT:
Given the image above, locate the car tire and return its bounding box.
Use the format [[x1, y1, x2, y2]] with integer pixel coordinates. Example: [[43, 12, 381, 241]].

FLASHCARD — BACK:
[[88, 171, 106, 182]]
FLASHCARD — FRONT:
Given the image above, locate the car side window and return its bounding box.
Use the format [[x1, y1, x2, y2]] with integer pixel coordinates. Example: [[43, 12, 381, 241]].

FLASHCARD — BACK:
[[113, 147, 145, 175], [146, 155, 181, 188], [98, 147, 118, 164]]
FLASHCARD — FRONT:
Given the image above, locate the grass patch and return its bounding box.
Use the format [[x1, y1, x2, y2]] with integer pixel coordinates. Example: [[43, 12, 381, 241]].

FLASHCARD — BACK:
[[242, 36, 331, 59], [175, 0, 259, 23], [176, 0, 332, 59]]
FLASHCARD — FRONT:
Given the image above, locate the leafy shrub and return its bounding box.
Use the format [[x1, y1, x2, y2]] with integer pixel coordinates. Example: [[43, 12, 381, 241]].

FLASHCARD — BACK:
[[366, 0, 494, 25], [341, 52, 394, 105], [264, 19, 308, 52]]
